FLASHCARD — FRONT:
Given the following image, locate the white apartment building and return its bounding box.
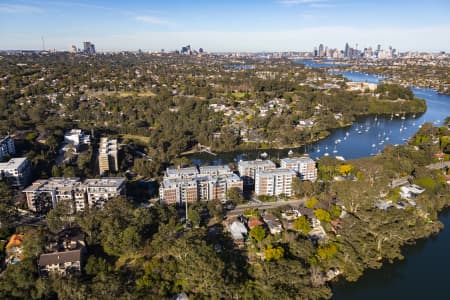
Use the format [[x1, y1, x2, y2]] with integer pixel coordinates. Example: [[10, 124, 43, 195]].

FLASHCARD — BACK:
[[63, 129, 91, 152], [238, 159, 276, 185], [280, 156, 317, 181], [255, 168, 296, 197], [0, 157, 31, 187], [0, 135, 15, 161]]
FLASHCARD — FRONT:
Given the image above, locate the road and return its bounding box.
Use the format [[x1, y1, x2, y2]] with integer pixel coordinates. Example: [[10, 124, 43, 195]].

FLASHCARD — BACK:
[[226, 198, 305, 217]]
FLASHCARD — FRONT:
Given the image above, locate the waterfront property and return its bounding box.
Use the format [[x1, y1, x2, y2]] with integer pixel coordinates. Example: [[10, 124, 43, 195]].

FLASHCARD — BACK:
[[280, 156, 317, 181], [23, 177, 126, 213], [159, 165, 243, 205], [238, 159, 276, 185]]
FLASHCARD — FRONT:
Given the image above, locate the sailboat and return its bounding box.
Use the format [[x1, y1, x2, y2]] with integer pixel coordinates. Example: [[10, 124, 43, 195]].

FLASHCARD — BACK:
[[333, 145, 338, 153], [288, 149, 294, 156]]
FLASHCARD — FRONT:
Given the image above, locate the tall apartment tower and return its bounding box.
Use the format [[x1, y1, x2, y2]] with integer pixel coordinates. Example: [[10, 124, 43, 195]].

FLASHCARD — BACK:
[[98, 138, 118, 174]]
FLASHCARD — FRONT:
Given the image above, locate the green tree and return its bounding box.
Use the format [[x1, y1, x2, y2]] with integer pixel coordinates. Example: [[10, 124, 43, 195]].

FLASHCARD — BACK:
[[265, 244, 284, 261], [293, 216, 312, 235], [314, 209, 331, 222], [249, 225, 266, 243]]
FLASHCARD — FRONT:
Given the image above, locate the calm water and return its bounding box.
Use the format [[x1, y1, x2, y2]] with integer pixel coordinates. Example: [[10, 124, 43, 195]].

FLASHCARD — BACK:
[[190, 61, 450, 299], [189, 72, 449, 164]]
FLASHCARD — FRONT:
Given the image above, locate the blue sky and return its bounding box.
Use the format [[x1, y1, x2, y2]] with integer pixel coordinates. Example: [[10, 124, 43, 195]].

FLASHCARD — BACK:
[[1, 0, 449, 52]]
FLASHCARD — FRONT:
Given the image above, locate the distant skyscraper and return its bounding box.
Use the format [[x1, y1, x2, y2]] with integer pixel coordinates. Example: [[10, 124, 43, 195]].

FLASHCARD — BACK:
[[318, 44, 324, 57], [83, 41, 96, 54], [344, 42, 349, 57]]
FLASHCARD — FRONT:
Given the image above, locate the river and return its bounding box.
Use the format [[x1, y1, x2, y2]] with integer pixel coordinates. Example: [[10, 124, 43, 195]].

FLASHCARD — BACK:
[[190, 60, 450, 299]]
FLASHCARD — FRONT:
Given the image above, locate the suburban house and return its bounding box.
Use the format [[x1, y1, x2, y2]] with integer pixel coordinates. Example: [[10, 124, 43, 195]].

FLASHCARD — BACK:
[[262, 213, 284, 235], [400, 184, 425, 200], [38, 248, 86, 276]]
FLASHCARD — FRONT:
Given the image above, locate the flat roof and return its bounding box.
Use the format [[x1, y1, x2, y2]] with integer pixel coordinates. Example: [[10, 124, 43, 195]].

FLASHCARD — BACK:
[[281, 156, 315, 164], [0, 157, 28, 170], [238, 159, 276, 168]]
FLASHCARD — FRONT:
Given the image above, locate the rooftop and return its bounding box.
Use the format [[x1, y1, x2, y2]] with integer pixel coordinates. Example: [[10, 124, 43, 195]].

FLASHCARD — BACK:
[[238, 159, 276, 168], [38, 249, 82, 266], [281, 156, 315, 164], [0, 157, 28, 170], [84, 177, 126, 188]]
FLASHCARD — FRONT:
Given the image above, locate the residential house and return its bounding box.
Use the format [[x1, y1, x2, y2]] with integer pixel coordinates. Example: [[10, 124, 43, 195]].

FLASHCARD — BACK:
[[38, 248, 86, 276], [262, 213, 284, 235]]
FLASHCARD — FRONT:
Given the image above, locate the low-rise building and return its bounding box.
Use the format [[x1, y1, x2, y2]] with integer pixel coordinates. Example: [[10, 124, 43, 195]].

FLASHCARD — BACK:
[[98, 137, 118, 174], [0, 157, 31, 186], [280, 156, 317, 181], [255, 168, 295, 197], [400, 184, 425, 200], [38, 249, 85, 275], [0, 135, 15, 161], [262, 213, 284, 235], [238, 159, 276, 185]]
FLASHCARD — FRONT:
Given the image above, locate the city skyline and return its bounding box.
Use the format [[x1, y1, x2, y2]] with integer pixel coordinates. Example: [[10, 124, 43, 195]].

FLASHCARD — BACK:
[[1, 0, 450, 52]]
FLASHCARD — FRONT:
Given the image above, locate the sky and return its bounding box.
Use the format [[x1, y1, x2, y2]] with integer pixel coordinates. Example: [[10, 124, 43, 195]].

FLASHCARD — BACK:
[[0, 0, 449, 52]]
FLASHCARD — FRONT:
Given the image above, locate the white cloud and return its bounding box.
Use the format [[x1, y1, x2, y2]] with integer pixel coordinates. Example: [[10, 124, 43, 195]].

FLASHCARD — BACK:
[[0, 4, 43, 14], [135, 15, 171, 25]]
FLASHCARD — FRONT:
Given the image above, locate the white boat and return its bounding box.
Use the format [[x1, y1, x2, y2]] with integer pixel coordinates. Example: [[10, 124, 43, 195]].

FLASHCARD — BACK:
[[260, 152, 268, 158], [372, 144, 376, 147], [324, 152, 329, 157], [288, 150, 294, 156]]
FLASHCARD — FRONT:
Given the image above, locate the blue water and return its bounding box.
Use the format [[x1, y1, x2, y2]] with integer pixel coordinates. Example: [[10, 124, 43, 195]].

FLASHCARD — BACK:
[[295, 60, 450, 300], [188, 62, 450, 299], [189, 71, 449, 164]]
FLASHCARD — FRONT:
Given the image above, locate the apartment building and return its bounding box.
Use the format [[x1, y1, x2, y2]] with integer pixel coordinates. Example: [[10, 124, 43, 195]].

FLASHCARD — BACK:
[[255, 168, 296, 197], [280, 156, 317, 181], [63, 129, 91, 152], [98, 137, 118, 174], [0, 135, 15, 161], [238, 159, 276, 185], [23, 177, 126, 213], [159, 165, 243, 205], [84, 177, 126, 209], [0, 157, 31, 187]]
